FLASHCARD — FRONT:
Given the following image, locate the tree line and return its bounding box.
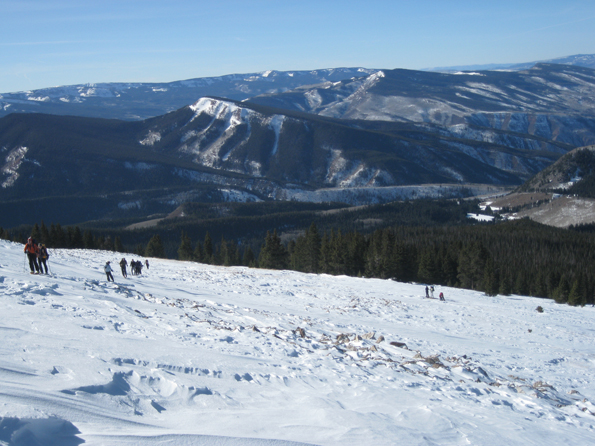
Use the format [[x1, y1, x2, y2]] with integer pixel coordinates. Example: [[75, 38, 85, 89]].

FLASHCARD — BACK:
[[175, 219, 595, 307], [3, 218, 594, 307]]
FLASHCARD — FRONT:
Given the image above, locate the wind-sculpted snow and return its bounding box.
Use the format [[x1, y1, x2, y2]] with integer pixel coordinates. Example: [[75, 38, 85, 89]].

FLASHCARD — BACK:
[[1, 239, 594, 445]]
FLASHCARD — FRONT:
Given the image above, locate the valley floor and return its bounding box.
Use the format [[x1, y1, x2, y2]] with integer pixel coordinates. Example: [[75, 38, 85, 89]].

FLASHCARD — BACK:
[[0, 240, 594, 445]]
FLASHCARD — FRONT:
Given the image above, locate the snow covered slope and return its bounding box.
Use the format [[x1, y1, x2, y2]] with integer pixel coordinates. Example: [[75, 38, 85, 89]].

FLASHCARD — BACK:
[[1, 239, 594, 445]]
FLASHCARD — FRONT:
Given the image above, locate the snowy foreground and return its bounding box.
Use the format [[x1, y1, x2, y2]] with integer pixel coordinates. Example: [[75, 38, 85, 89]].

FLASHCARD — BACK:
[[1, 240, 594, 446]]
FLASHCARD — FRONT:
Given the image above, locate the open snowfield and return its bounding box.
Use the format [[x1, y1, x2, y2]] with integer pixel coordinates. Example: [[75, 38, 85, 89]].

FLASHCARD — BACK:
[[1, 239, 594, 445]]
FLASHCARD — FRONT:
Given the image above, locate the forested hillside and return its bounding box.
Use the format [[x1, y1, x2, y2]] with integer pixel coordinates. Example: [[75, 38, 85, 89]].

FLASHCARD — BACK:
[[3, 209, 593, 307]]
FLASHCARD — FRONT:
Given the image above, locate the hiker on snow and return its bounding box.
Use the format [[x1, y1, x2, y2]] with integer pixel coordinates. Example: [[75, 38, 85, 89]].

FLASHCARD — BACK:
[[104, 261, 114, 282], [38, 243, 49, 274], [425, 286, 429, 298], [145, 259, 149, 270], [439, 292, 445, 302], [119, 258, 128, 278], [24, 237, 40, 274]]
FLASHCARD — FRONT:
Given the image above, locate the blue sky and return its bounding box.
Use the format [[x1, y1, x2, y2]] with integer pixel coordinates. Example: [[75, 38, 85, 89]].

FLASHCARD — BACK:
[[2, 0, 595, 93]]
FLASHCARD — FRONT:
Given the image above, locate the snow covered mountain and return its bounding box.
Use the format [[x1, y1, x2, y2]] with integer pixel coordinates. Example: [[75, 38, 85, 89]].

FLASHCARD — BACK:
[[0, 68, 378, 121], [2, 62, 595, 227], [1, 239, 594, 445], [247, 63, 595, 148]]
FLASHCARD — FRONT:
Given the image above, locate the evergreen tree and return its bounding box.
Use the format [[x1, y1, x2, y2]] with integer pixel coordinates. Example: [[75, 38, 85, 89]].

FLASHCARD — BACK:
[[345, 231, 366, 277], [114, 236, 124, 253], [103, 235, 115, 252], [259, 230, 288, 270], [417, 247, 439, 284], [135, 243, 145, 256], [203, 232, 213, 263], [568, 274, 587, 306], [441, 248, 459, 286], [379, 229, 396, 279], [457, 242, 489, 290], [53, 224, 66, 248], [145, 234, 165, 258], [220, 236, 231, 266], [319, 232, 332, 274], [305, 223, 321, 273], [83, 230, 95, 249], [394, 242, 416, 283], [555, 275, 571, 303], [193, 240, 204, 263], [243, 246, 256, 267], [71, 227, 84, 248], [498, 276, 512, 296], [231, 242, 242, 266], [31, 223, 41, 241], [178, 231, 194, 261], [40, 221, 50, 245], [482, 258, 499, 296], [514, 270, 529, 296]]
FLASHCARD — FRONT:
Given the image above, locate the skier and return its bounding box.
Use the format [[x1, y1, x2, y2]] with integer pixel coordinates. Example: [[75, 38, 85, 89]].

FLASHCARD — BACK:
[[425, 286, 429, 298], [439, 292, 445, 302], [430, 286, 434, 298], [119, 258, 128, 278], [145, 259, 149, 270], [24, 237, 40, 274], [104, 261, 114, 282], [38, 243, 49, 274]]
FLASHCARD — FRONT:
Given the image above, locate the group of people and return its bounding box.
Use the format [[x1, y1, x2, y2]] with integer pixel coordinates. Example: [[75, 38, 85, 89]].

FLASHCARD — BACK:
[[104, 258, 150, 282], [23, 237, 50, 274], [23, 236, 151, 283], [425, 285, 445, 301]]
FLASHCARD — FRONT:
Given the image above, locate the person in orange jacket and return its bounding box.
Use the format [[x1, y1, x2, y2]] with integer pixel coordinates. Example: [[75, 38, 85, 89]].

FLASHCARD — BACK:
[[24, 237, 40, 274]]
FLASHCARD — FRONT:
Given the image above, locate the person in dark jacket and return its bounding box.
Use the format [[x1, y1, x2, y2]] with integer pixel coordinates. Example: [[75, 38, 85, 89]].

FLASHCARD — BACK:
[[24, 237, 40, 274], [38, 244, 49, 274], [119, 258, 128, 278]]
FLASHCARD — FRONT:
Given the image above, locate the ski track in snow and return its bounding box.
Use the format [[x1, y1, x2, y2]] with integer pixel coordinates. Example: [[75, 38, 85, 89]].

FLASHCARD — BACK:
[[0, 240, 594, 445]]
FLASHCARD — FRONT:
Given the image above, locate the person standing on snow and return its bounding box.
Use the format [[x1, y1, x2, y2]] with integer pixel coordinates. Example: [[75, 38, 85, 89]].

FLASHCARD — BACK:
[[38, 244, 49, 274], [439, 292, 445, 302], [425, 286, 429, 298], [145, 259, 149, 270], [24, 237, 40, 274], [119, 258, 128, 278], [104, 261, 115, 282]]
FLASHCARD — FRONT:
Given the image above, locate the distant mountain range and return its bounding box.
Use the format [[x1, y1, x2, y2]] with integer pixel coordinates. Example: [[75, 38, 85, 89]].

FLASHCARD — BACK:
[[0, 68, 377, 121], [423, 53, 595, 73], [1, 54, 594, 121], [2, 56, 595, 228]]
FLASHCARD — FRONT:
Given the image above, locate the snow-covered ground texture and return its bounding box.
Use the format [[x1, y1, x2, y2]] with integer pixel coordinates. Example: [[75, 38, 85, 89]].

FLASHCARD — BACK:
[[1, 239, 594, 446]]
